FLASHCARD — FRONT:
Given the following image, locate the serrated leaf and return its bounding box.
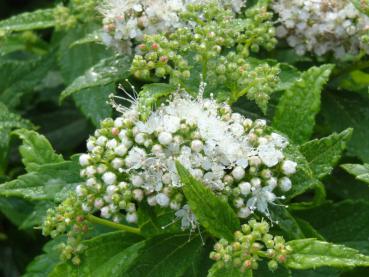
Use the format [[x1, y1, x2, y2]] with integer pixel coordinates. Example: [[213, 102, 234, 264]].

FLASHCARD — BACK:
[[138, 83, 176, 120], [208, 265, 252, 277], [321, 91, 369, 163], [57, 25, 112, 85], [283, 144, 321, 200], [12, 129, 64, 172], [294, 200, 369, 255], [341, 164, 369, 185], [286, 239, 369, 269], [0, 8, 56, 33], [72, 84, 114, 127], [300, 129, 353, 179], [273, 64, 334, 144], [176, 162, 240, 241], [0, 54, 55, 108], [60, 55, 130, 101], [0, 160, 81, 201]]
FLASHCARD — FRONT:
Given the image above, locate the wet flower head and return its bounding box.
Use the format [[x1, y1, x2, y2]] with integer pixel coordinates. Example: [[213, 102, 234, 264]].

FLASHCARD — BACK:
[[272, 0, 369, 58], [77, 88, 297, 230], [98, 0, 246, 51]]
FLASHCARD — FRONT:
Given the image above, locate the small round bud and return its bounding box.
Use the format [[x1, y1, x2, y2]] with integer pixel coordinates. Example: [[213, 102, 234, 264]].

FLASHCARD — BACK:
[[158, 132, 173, 145]]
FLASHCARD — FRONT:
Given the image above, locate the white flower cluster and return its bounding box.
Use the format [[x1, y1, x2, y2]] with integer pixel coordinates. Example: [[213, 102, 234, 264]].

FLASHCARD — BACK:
[[98, 0, 246, 52], [77, 92, 296, 230], [272, 0, 369, 58]]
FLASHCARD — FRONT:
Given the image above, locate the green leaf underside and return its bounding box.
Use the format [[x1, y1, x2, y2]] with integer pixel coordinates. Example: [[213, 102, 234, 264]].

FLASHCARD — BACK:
[[286, 239, 369, 269], [0, 8, 56, 33], [300, 129, 353, 179], [341, 164, 369, 184], [176, 161, 240, 241], [51, 232, 203, 277], [273, 64, 334, 144]]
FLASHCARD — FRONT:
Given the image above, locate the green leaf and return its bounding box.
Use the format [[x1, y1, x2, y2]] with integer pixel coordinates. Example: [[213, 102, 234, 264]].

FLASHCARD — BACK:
[[12, 129, 64, 172], [0, 8, 56, 33], [138, 83, 176, 120], [0, 103, 33, 173], [286, 239, 369, 269], [341, 164, 369, 185], [124, 233, 203, 277], [0, 160, 81, 201], [0, 54, 55, 108], [321, 91, 369, 163], [60, 55, 131, 101], [208, 265, 252, 277], [176, 162, 240, 241], [50, 231, 143, 277], [57, 25, 112, 85], [273, 64, 334, 144], [70, 30, 102, 47], [283, 144, 320, 200], [72, 84, 114, 127], [300, 129, 353, 179], [269, 206, 305, 240], [294, 200, 369, 255], [51, 232, 202, 277], [137, 204, 181, 237]]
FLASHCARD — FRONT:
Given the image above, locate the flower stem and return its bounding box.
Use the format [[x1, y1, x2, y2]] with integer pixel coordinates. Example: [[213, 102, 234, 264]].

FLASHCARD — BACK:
[[86, 214, 141, 234]]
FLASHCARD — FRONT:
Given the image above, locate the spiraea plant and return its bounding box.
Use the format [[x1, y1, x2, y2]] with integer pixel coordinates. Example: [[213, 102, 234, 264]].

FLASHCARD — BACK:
[[1, 0, 369, 276]]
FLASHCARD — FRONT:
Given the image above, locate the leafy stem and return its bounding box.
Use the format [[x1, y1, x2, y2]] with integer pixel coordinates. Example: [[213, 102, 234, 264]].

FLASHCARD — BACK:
[[86, 214, 141, 234]]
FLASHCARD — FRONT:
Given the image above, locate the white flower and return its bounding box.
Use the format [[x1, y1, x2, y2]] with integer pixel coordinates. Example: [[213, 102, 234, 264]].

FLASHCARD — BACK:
[[126, 212, 138, 223], [281, 160, 297, 175], [232, 166, 245, 181], [156, 193, 170, 207], [175, 204, 198, 230], [79, 154, 90, 167], [279, 177, 292, 192], [272, 0, 369, 57], [158, 132, 173, 145], [239, 182, 251, 196], [102, 172, 117, 185], [98, 0, 245, 51], [78, 90, 297, 227]]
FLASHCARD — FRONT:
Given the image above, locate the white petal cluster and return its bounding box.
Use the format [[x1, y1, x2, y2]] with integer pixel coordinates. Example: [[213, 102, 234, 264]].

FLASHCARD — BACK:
[[78, 92, 296, 230], [272, 0, 369, 58], [98, 0, 246, 51]]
